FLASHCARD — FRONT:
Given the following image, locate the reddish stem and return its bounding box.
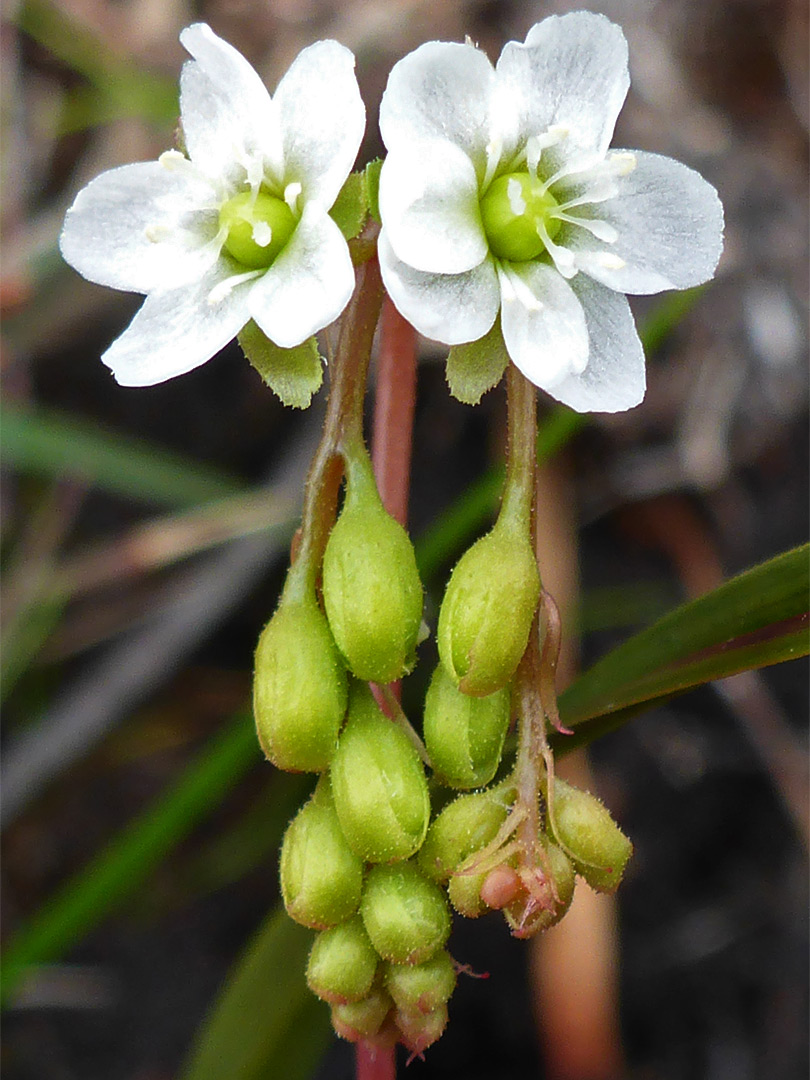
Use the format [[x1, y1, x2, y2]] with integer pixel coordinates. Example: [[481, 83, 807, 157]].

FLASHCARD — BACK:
[[356, 1040, 397, 1080], [357, 301, 419, 1080], [371, 298, 417, 527]]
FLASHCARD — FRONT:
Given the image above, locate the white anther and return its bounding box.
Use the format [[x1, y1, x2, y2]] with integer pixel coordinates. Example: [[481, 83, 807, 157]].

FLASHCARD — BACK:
[[284, 182, 302, 212], [506, 177, 527, 215]]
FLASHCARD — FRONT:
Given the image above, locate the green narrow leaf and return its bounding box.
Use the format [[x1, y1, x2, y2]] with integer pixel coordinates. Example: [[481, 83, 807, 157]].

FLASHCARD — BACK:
[[180, 906, 329, 1080], [446, 316, 510, 405], [1, 717, 259, 1003], [557, 545, 810, 743], [239, 321, 323, 409], [0, 404, 243, 507]]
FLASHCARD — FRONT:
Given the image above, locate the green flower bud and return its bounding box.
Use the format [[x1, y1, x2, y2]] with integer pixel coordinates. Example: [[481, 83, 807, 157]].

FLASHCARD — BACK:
[[448, 869, 490, 919], [385, 950, 456, 1014], [306, 916, 380, 1005], [323, 454, 423, 683], [280, 778, 364, 929], [502, 841, 576, 937], [418, 787, 511, 883], [547, 778, 633, 893], [253, 594, 347, 772], [395, 1003, 449, 1056], [331, 684, 430, 862], [437, 519, 539, 696], [360, 862, 451, 965], [423, 663, 511, 789], [331, 988, 393, 1043]]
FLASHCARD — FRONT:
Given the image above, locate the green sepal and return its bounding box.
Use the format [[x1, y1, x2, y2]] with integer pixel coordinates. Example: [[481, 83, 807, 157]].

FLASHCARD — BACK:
[[364, 158, 382, 224], [445, 316, 510, 406], [330, 171, 368, 241], [239, 320, 323, 409]]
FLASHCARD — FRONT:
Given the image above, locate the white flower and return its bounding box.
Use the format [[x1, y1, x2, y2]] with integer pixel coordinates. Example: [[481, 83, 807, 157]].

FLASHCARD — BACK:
[[377, 12, 724, 412], [60, 24, 365, 386]]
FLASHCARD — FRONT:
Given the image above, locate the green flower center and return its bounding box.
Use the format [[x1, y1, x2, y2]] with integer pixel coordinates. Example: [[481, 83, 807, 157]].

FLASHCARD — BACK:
[[219, 190, 297, 270], [480, 172, 563, 263]]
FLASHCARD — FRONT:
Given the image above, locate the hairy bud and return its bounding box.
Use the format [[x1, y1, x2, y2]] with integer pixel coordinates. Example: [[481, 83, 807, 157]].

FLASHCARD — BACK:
[[253, 594, 346, 772], [331, 988, 393, 1043], [280, 778, 364, 929], [360, 862, 451, 965], [423, 663, 511, 789], [331, 683, 430, 863], [437, 519, 539, 696], [385, 950, 456, 1014], [395, 1003, 449, 1056], [306, 916, 380, 1005], [547, 778, 633, 893], [502, 840, 576, 937], [323, 454, 423, 682], [418, 787, 512, 884]]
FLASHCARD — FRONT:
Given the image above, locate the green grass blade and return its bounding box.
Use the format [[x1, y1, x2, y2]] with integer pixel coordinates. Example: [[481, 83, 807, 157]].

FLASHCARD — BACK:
[[1, 716, 259, 1003], [1, 404, 244, 507], [557, 545, 810, 742], [180, 906, 330, 1080]]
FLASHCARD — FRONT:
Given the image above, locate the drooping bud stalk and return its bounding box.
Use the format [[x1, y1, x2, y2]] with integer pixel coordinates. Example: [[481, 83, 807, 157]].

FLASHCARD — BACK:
[[322, 449, 423, 682], [330, 682, 430, 862], [306, 916, 380, 1005], [423, 663, 511, 788], [253, 586, 347, 773], [360, 861, 451, 965], [546, 777, 633, 893], [437, 364, 540, 696], [280, 776, 364, 928]]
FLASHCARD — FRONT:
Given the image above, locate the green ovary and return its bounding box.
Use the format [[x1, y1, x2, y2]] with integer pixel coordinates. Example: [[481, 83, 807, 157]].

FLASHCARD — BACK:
[[219, 190, 297, 269], [480, 172, 563, 263]]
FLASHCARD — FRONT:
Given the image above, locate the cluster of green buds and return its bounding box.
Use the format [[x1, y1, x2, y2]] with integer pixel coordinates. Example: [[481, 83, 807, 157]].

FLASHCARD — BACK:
[[252, 374, 633, 1057]]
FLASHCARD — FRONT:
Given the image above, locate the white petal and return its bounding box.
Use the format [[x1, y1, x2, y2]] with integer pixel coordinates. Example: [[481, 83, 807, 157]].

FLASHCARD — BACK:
[[179, 23, 283, 187], [379, 140, 488, 275], [569, 150, 724, 294], [378, 230, 500, 345], [496, 12, 629, 159], [273, 40, 365, 208], [498, 261, 588, 390], [380, 41, 510, 182], [247, 202, 354, 348], [60, 161, 220, 293], [102, 260, 252, 386], [548, 276, 645, 413]]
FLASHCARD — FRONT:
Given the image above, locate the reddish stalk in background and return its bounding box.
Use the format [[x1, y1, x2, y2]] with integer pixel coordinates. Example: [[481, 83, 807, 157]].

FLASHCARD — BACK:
[[356, 298, 418, 1080]]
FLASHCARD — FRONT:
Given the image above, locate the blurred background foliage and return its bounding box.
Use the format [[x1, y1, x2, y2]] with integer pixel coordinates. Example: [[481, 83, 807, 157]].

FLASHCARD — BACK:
[[1, 1, 807, 1078]]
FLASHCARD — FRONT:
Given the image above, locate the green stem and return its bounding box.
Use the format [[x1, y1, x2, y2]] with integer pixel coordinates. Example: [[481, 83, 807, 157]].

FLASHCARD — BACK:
[[500, 362, 538, 530], [283, 243, 384, 602]]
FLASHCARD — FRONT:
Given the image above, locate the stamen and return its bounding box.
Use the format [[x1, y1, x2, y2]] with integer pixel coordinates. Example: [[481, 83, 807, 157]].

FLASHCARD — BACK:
[[498, 264, 544, 312], [482, 134, 504, 192], [551, 213, 619, 244], [207, 268, 263, 306], [534, 220, 577, 278], [284, 181, 302, 212]]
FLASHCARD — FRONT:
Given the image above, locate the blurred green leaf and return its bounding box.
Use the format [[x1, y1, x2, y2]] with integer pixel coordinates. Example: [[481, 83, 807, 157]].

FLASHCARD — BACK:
[[1, 404, 244, 507], [556, 545, 810, 750], [1, 716, 259, 1003], [16, 0, 178, 131], [180, 906, 330, 1080]]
